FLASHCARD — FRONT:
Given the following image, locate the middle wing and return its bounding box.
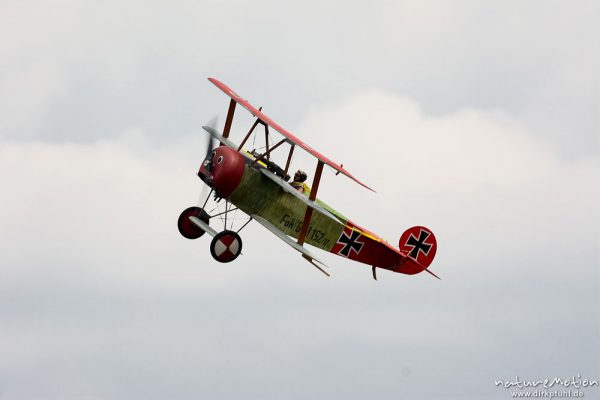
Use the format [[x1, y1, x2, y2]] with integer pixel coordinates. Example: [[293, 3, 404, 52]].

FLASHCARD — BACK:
[[203, 124, 343, 223], [257, 168, 342, 223]]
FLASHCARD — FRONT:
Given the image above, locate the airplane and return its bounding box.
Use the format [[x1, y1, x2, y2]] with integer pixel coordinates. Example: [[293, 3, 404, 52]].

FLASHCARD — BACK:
[[177, 78, 439, 280]]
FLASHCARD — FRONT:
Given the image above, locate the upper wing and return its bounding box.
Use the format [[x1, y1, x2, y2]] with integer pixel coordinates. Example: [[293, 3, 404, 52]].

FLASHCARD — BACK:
[[208, 78, 375, 192]]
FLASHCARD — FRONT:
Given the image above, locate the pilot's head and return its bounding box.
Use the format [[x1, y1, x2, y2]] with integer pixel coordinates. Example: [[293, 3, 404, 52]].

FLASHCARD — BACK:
[[294, 170, 307, 183]]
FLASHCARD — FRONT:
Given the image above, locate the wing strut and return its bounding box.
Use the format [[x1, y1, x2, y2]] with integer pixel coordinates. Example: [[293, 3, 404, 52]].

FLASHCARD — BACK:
[[222, 99, 236, 139], [237, 119, 260, 151], [284, 144, 295, 176], [297, 160, 324, 245], [264, 125, 270, 160], [250, 139, 287, 167]]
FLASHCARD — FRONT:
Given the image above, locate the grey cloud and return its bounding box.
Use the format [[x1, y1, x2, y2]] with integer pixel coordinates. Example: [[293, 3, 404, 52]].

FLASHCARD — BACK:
[[1, 83, 598, 398], [2, 1, 598, 156]]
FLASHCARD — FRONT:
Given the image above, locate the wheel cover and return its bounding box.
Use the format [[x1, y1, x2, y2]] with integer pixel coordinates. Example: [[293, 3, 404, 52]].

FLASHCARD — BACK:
[[177, 207, 210, 239], [210, 230, 242, 263]]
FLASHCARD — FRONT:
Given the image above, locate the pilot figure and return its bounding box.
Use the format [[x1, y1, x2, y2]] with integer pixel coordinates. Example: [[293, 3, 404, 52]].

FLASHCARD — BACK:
[[291, 169, 311, 195]]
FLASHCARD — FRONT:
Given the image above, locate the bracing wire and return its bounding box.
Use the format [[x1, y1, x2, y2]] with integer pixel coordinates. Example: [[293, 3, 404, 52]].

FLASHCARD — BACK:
[[231, 207, 239, 230]]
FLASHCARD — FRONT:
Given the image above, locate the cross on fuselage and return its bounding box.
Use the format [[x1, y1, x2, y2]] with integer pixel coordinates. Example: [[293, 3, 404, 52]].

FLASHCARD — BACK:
[[406, 230, 432, 259], [338, 230, 364, 257]]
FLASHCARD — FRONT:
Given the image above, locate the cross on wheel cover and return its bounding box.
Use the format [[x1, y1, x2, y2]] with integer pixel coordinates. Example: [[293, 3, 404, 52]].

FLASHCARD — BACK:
[[210, 230, 242, 263]]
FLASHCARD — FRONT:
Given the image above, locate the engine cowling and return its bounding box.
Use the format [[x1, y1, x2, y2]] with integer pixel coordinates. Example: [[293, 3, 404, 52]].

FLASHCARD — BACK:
[[198, 146, 246, 198]]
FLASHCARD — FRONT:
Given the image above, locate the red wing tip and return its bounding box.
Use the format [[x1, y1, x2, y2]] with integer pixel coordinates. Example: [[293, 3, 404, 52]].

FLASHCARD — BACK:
[[344, 172, 375, 192], [362, 186, 376, 193], [208, 77, 224, 86]]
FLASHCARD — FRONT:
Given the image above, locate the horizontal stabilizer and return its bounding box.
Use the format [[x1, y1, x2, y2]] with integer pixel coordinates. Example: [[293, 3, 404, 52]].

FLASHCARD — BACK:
[[252, 214, 330, 276], [424, 268, 441, 280]]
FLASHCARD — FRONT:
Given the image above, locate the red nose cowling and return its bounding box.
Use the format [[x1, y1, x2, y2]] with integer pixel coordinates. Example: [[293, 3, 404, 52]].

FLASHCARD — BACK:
[[198, 146, 246, 198]]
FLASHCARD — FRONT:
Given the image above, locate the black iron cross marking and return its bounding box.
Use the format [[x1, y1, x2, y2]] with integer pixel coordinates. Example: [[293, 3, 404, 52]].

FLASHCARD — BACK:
[[337, 230, 364, 257], [405, 230, 432, 259]]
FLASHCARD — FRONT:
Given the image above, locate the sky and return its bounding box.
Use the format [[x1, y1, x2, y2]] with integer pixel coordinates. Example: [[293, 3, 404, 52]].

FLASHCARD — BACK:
[[1, 1, 599, 399]]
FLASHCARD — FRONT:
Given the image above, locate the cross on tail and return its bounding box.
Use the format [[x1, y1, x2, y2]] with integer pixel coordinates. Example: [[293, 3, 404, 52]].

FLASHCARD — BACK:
[[405, 230, 433, 259], [399, 226, 437, 269]]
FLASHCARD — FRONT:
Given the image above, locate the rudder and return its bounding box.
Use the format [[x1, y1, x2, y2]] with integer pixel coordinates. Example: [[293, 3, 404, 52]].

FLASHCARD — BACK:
[[399, 226, 437, 269]]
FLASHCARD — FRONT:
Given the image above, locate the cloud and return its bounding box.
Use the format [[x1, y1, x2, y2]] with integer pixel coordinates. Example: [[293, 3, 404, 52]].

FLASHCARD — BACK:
[[297, 90, 597, 250], [2, 0, 598, 158], [1, 85, 598, 398]]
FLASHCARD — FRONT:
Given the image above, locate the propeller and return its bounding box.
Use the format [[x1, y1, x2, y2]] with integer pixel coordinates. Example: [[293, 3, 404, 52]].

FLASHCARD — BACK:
[[198, 117, 218, 206], [204, 116, 218, 160]]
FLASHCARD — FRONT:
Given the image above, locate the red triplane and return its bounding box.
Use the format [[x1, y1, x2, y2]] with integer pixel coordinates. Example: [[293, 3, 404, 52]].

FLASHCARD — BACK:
[[178, 78, 439, 280]]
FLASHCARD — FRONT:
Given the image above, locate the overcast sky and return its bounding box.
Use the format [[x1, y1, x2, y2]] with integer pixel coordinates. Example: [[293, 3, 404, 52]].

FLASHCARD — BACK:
[[1, 1, 599, 399]]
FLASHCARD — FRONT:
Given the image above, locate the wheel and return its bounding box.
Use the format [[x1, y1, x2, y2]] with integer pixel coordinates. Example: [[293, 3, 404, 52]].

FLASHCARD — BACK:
[[178, 206, 210, 239], [210, 230, 242, 263]]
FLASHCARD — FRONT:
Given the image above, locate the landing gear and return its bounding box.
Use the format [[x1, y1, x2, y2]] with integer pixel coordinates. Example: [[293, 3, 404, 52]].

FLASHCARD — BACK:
[[178, 193, 251, 264], [210, 230, 242, 263], [178, 207, 210, 239]]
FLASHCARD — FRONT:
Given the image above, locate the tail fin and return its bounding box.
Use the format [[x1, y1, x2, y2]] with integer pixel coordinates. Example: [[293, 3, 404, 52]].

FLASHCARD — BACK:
[[398, 226, 438, 273]]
